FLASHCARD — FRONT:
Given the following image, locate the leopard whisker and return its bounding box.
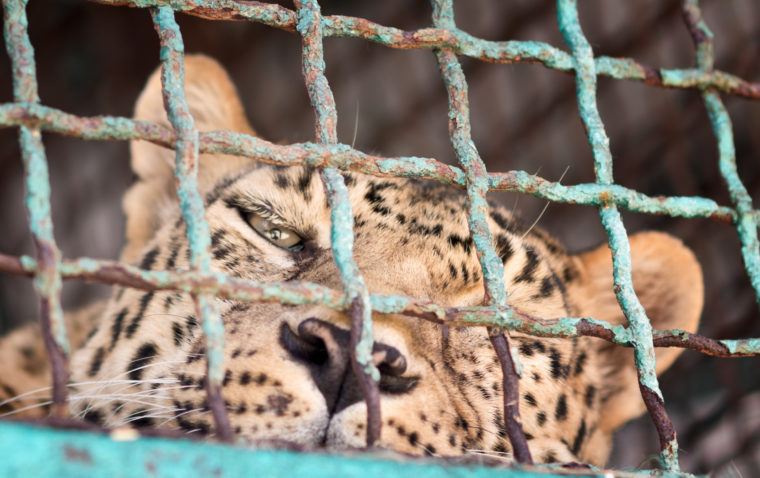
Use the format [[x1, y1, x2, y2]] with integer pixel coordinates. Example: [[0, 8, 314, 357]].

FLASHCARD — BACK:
[[463, 448, 511, 462], [0, 385, 54, 407], [520, 165, 569, 241], [351, 99, 360, 149], [0, 400, 54, 418], [156, 407, 205, 427], [74, 358, 186, 402], [121, 408, 186, 424]]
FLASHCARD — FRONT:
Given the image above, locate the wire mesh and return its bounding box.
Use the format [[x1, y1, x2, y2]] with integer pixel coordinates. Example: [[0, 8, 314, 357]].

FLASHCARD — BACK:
[[0, 0, 759, 475]]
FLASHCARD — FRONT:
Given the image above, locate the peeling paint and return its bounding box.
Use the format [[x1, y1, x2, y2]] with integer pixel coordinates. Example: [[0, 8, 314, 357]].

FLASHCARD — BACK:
[[294, 0, 381, 446], [1, 421, 694, 478], [557, 0, 678, 470], [150, 6, 231, 441], [2, 0, 70, 416], [0, 103, 746, 224]]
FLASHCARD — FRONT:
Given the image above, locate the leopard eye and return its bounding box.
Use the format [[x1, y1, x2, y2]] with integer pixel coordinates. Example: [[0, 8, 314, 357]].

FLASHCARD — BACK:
[[246, 213, 303, 251]]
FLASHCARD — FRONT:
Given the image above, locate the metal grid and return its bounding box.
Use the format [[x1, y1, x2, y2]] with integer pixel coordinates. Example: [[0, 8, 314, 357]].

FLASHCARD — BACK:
[[0, 0, 759, 475]]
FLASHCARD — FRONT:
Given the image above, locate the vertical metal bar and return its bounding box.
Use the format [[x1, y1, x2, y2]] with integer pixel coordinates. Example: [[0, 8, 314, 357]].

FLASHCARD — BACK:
[[682, 0, 760, 307], [293, 0, 381, 447], [430, 0, 532, 464], [150, 6, 232, 442], [556, 0, 679, 470], [2, 0, 69, 417]]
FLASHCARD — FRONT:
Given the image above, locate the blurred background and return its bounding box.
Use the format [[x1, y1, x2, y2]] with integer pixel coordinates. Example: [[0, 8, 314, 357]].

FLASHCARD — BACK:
[[0, 0, 758, 474]]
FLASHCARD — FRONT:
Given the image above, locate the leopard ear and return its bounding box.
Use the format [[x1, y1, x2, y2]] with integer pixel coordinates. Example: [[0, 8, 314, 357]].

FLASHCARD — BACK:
[[123, 54, 255, 263], [570, 231, 703, 432]]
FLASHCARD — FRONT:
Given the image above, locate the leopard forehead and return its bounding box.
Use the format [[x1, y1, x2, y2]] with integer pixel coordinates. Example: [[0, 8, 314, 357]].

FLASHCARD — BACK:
[[71, 164, 606, 464], [205, 166, 575, 312]]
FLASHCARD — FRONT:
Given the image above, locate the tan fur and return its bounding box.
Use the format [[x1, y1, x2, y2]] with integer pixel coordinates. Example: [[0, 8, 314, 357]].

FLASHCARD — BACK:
[[123, 55, 255, 263], [0, 55, 704, 467], [571, 232, 703, 435], [0, 302, 102, 416]]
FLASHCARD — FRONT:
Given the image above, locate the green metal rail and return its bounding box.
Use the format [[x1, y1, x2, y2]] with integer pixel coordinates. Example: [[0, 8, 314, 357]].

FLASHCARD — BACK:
[[0, 0, 759, 476], [2, 420, 692, 478]]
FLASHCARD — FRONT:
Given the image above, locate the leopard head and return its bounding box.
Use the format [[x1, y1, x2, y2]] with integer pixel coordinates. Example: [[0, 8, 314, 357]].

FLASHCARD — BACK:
[[69, 55, 703, 466]]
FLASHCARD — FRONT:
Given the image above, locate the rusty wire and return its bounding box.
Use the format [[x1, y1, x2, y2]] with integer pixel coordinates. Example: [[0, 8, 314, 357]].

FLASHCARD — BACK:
[[1, 253, 758, 358], [1, 0, 760, 474], [149, 6, 233, 441], [292, 0, 381, 447], [2, 0, 69, 418], [432, 0, 532, 462]]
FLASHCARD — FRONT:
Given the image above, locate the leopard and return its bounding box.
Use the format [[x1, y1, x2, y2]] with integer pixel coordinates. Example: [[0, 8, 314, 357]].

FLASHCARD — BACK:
[[0, 55, 703, 467]]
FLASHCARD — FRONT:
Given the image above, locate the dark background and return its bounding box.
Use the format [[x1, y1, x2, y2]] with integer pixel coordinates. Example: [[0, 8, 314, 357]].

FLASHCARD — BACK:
[[0, 0, 758, 474]]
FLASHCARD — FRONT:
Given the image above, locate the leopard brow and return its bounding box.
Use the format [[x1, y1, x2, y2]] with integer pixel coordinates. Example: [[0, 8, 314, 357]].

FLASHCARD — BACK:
[[223, 195, 280, 221], [223, 195, 311, 239]]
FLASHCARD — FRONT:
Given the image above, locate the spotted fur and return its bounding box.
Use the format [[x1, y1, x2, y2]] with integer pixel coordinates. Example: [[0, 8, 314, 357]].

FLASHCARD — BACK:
[[0, 56, 703, 466]]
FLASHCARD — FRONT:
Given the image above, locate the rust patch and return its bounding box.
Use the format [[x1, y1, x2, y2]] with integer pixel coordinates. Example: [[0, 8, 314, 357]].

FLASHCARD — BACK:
[[63, 445, 93, 465]]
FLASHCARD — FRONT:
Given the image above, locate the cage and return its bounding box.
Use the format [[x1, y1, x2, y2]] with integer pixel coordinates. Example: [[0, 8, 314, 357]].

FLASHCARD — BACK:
[[0, 0, 759, 476]]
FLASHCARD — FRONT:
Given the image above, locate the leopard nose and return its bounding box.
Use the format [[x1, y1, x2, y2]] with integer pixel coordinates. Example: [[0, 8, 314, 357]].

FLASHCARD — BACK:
[[280, 318, 407, 375], [278, 318, 415, 414]]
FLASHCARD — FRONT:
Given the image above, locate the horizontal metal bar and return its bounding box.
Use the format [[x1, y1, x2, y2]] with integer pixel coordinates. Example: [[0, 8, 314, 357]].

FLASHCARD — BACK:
[[0, 421, 692, 478], [2, 252, 758, 358], [0, 102, 743, 223], [89, 0, 760, 99]]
